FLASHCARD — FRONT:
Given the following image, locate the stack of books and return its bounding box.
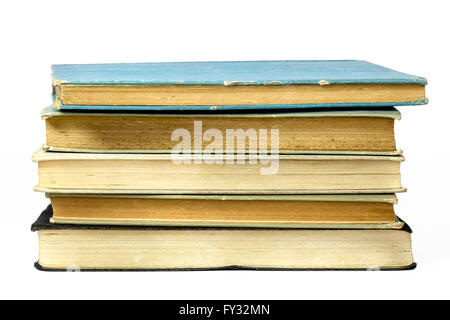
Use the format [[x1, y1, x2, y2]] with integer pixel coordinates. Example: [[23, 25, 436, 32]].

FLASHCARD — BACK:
[[32, 60, 427, 271]]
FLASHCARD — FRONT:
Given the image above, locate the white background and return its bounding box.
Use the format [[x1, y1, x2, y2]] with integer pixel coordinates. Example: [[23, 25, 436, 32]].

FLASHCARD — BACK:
[[0, 0, 448, 299]]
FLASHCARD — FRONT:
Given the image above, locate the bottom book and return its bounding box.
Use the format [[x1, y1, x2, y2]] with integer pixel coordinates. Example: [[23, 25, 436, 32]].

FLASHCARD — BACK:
[[32, 205, 415, 271]]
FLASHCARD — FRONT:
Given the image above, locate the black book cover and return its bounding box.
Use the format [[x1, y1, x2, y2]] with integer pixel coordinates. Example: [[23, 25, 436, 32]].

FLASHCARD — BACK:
[[32, 204, 416, 271]]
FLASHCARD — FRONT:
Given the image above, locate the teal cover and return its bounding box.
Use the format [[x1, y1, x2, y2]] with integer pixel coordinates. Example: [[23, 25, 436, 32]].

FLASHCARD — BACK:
[[56, 103, 424, 111], [52, 60, 427, 86], [52, 60, 427, 111]]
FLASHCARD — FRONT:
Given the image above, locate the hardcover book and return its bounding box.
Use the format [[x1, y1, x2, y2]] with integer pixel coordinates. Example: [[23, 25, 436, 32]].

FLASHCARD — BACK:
[[48, 193, 403, 229], [32, 205, 415, 271], [32, 149, 406, 194], [42, 107, 401, 155], [51, 60, 427, 110]]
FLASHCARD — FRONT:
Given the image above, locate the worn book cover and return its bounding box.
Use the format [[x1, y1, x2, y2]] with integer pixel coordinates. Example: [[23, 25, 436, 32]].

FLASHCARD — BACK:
[[51, 60, 427, 110]]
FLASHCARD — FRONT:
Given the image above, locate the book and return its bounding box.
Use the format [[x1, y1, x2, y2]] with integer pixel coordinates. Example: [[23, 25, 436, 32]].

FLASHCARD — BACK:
[[32, 149, 405, 194], [48, 193, 403, 229], [32, 205, 415, 271], [51, 60, 427, 110], [42, 106, 401, 155]]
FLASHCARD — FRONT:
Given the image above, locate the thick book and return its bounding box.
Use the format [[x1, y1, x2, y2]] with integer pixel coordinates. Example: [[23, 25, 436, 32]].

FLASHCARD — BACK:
[[48, 193, 403, 229], [51, 60, 427, 110], [32, 149, 405, 194], [42, 106, 401, 155], [32, 205, 415, 271]]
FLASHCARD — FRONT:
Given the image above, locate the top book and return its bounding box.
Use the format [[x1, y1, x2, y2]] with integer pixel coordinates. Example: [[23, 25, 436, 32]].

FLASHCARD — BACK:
[[52, 60, 427, 111]]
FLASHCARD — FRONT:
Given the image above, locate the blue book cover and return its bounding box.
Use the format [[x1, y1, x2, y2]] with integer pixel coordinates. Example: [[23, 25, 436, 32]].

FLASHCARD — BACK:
[[52, 60, 427, 111]]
